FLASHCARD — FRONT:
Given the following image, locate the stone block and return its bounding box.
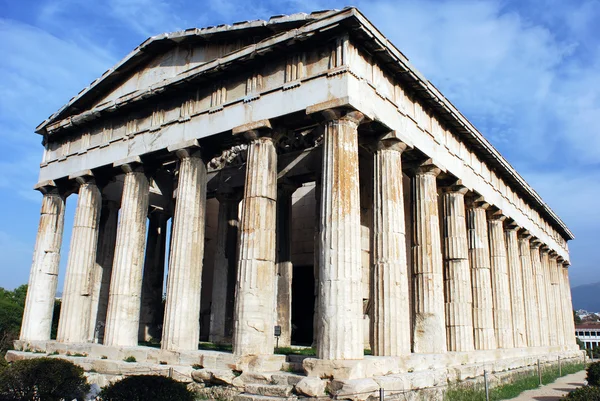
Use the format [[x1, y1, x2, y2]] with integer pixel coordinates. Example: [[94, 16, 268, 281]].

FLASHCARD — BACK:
[[329, 378, 379, 401], [303, 357, 398, 380], [295, 376, 326, 397], [245, 383, 293, 397]]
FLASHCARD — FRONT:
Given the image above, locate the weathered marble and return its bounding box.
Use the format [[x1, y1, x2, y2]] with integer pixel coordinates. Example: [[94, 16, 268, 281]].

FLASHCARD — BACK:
[[411, 163, 446, 354], [518, 234, 540, 347], [467, 200, 496, 350], [162, 149, 207, 351], [441, 185, 474, 352], [530, 242, 549, 346], [505, 226, 526, 347], [103, 165, 150, 347], [57, 177, 102, 343], [209, 191, 240, 344], [371, 137, 410, 356], [488, 213, 513, 349], [20, 187, 65, 342], [316, 111, 364, 360], [232, 133, 278, 356]]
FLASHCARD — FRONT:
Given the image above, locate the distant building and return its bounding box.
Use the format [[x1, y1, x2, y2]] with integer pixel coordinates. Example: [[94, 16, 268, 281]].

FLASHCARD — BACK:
[[575, 325, 600, 350]]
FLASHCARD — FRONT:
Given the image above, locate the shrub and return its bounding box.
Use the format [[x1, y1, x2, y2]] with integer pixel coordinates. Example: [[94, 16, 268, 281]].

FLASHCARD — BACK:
[[563, 385, 600, 400], [588, 361, 600, 386], [98, 375, 196, 401], [0, 357, 90, 401], [123, 356, 136, 362]]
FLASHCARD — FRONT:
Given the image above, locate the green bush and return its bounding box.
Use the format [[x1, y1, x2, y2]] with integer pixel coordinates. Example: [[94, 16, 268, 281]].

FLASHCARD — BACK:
[[588, 361, 600, 386], [563, 385, 600, 400], [0, 357, 90, 401], [98, 375, 196, 401]]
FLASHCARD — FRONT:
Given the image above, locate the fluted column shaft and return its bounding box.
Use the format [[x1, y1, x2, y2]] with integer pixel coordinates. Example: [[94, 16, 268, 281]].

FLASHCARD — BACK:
[[89, 200, 119, 343], [276, 184, 296, 348], [549, 256, 565, 345], [488, 216, 514, 348], [467, 203, 496, 350], [57, 179, 102, 343], [505, 227, 526, 347], [412, 164, 446, 353], [560, 266, 576, 345], [104, 166, 150, 347], [209, 192, 240, 344], [540, 250, 557, 346], [162, 151, 207, 351], [139, 211, 168, 342], [371, 139, 410, 356], [233, 135, 278, 356], [441, 186, 474, 352], [316, 112, 364, 360], [531, 243, 549, 346], [518, 235, 540, 347], [20, 188, 65, 341]]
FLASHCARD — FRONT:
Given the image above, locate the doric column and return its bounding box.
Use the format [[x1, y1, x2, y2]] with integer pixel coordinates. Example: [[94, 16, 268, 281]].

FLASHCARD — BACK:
[[530, 241, 549, 346], [316, 110, 364, 360], [467, 199, 496, 350], [371, 137, 411, 356], [518, 233, 539, 347], [560, 263, 576, 345], [441, 184, 474, 352], [104, 163, 150, 347], [505, 225, 526, 347], [232, 127, 278, 356], [162, 146, 207, 351], [488, 212, 514, 348], [139, 210, 168, 342], [57, 175, 102, 343], [540, 248, 557, 346], [20, 185, 66, 342], [276, 182, 297, 348], [209, 189, 240, 344], [549, 254, 565, 345], [411, 162, 446, 354], [89, 199, 119, 343]]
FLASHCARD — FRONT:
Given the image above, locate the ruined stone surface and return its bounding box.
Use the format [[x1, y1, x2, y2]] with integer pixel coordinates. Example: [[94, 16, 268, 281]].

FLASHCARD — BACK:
[[233, 135, 277, 356], [139, 211, 168, 342], [441, 186, 474, 352], [303, 356, 397, 380], [411, 163, 446, 354], [530, 242, 549, 346], [518, 234, 540, 347], [329, 378, 379, 401], [505, 227, 526, 347], [295, 376, 326, 397], [20, 189, 65, 342], [162, 152, 207, 351], [192, 368, 237, 385], [58, 179, 102, 344], [209, 191, 240, 344], [467, 202, 496, 351], [488, 215, 513, 349], [316, 112, 364, 360], [104, 167, 150, 347], [371, 138, 410, 356]]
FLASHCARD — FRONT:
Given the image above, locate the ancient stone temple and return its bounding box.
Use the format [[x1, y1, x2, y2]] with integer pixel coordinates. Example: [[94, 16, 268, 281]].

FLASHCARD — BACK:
[[12, 7, 582, 397]]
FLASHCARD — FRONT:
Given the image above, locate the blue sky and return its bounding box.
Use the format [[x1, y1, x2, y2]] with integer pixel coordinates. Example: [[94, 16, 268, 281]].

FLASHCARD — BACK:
[[0, 0, 598, 290]]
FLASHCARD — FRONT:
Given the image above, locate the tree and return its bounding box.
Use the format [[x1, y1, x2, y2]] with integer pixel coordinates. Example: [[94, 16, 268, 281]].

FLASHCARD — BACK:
[[0, 285, 27, 354], [574, 310, 582, 325]]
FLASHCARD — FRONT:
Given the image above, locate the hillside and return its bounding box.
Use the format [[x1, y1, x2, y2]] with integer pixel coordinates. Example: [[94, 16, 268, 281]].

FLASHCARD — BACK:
[[571, 282, 600, 313]]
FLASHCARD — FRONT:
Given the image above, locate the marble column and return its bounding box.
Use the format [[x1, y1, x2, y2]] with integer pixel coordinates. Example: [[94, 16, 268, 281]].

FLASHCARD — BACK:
[[104, 164, 150, 347], [488, 213, 514, 348], [540, 248, 557, 346], [560, 263, 576, 345], [441, 184, 474, 352], [20, 186, 66, 342], [316, 110, 364, 360], [467, 200, 496, 350], [549, 255, 565, 345], [371, 137, 411, 356], [233, 131, 277, 356], [276, 182, 297, 348], [412, 162, 446, 354], [505, 226, 526, 347], [57, 176, 102, 344], [139, 211, 168, 342], [89, 200, 119, 343], [209, 190, 240, 344], [530, 242, 549, 346], [162, 149, 207, 351], [518, 233, 540, 347]]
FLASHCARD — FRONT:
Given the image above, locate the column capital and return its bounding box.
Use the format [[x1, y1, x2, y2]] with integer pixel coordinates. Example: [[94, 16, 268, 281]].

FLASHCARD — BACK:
[[34, 180, 64, 197], [518, 230, 532, 241], [372, 134, 408, 153], [487, 208, 507, 221], [530, 239, 542, 249], [320, 108, 365, 126], [168, 139, 202, 159], [441, 182, 469, 195], [113, 156, 150, 174], [412, 159, 441, 177], [466, 194, 490, 210], [540, 245, 550, 254], [232, 119, 272, 141]]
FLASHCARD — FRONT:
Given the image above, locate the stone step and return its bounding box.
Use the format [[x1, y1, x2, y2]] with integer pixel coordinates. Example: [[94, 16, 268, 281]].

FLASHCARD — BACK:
[[271, 372, 304, 386], [280, 362, 303, 373], [244, 384, 294, 397], [235, 394, 297, 401]]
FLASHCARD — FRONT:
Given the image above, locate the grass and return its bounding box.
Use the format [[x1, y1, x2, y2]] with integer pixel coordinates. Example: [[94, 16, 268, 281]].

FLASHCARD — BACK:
[[273, 347, 373, 356], [197, 342, 233, 352], [445, 362, 585, 401]]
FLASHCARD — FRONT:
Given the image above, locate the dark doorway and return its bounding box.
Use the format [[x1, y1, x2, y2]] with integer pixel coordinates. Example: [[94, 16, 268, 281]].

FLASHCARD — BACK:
[[291, 265, 314, 345]]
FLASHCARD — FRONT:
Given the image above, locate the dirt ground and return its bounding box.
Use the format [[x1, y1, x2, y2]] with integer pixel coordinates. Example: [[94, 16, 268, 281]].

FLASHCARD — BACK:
[[505, 370, 587, 400]]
